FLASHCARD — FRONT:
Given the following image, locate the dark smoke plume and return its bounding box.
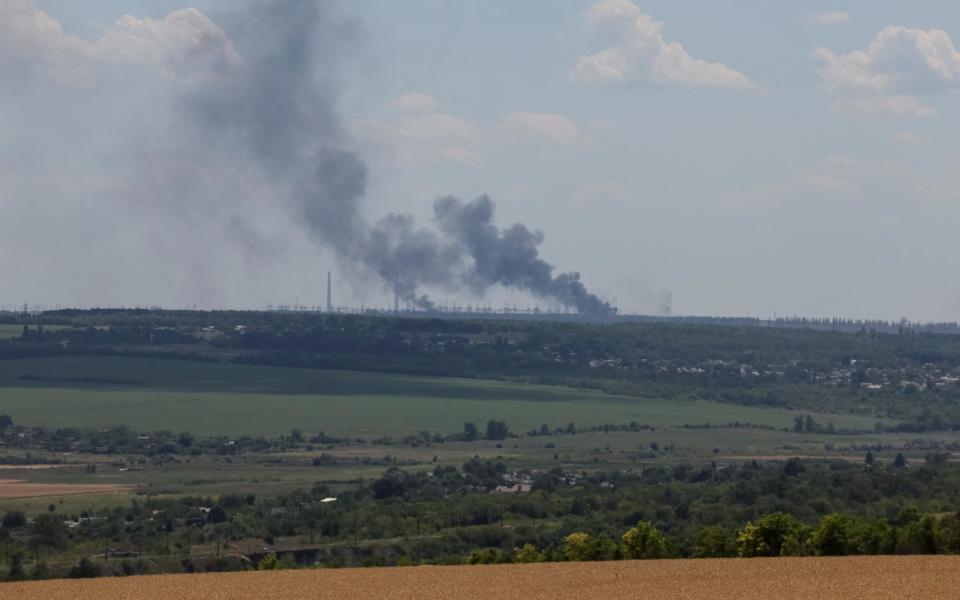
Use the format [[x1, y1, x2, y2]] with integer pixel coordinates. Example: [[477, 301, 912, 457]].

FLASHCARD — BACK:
[[433, 196, 613, 314], [183, 1, 612, 315]]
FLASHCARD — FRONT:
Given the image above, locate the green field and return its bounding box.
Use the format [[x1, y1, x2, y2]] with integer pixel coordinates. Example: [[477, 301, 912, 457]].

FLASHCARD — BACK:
[[0, 324, 72, 339], [0, 356, 883, 437]]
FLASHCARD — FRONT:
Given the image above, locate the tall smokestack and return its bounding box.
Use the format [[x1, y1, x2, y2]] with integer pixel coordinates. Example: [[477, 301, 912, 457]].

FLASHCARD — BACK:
[[326, 270, 332, 313], [394, 279, 399, 313]]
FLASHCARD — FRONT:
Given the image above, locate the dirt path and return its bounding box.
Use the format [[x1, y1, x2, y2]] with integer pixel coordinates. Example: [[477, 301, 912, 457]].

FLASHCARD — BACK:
[[3, 555, 959, 599]]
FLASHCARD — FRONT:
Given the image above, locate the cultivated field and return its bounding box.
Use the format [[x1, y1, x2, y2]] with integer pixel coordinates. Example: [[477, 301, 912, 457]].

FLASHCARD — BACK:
[[3, 556, 959, 599], [0, 356, 882, 436], [0, 479, 127, 499]]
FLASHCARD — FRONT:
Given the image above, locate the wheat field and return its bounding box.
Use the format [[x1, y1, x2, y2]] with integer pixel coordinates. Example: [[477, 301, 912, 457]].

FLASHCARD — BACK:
[[2, 556, 958, 600]]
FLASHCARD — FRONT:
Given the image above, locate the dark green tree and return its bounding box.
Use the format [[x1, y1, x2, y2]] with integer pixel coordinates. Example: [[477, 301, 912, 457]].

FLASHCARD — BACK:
[[485, 420, 509, 441]]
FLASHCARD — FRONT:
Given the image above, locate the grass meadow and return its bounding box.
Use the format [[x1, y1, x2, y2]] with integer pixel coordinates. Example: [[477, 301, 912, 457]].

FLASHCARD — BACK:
[[0, 356, 884, 437]]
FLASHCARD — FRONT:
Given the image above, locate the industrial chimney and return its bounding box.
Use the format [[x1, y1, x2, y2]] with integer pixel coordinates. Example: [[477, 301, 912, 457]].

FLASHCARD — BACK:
[[326, 271, 332, 313]]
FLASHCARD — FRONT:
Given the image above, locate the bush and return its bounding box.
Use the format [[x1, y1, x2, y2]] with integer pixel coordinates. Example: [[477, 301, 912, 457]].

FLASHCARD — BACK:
[[693, 526, 736, 558], [563, 532, 617, 562], [258, 553, 279, 571], [621, 521, 672, 559], [736, 513, 805, 557], [513, 543, 544, 563], [68, 558, 101, 579]]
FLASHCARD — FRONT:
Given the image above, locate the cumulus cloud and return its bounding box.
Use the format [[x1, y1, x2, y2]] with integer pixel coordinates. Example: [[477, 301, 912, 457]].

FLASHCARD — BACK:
[[833, 95, 935, 118], [808, 12, 850, 26], [393, 113, 482, 142], [498, 112, 589, 147], [390, 93, 439, 113], [571, 0, 755, 89], [0, 1, 239, 84], [355, 98, 591, 168], [815, 25, 960, 116], [0, 0, 91, 83], [571, 182, 649, 209], [93, 9, 241, 82], [894, 131, 924, 144], [354, 106, 485, 167]]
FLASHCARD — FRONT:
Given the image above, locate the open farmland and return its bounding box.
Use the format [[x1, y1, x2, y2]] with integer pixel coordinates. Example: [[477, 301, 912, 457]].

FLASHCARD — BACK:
[[0, 479, 127, 499], [4, 556, 960, 600], [0, 357, 883, 437]]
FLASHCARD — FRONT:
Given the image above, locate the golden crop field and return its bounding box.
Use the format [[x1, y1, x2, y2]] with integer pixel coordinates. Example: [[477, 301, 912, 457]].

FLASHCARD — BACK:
[[2, 556, 959, 600]]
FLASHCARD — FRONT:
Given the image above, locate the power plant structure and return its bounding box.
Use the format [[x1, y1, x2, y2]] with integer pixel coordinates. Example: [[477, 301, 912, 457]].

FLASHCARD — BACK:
[[326, 271, 332, 313]]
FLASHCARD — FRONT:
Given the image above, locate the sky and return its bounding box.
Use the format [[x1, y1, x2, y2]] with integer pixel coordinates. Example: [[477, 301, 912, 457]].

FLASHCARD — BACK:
[[3, 1, 960, 321]]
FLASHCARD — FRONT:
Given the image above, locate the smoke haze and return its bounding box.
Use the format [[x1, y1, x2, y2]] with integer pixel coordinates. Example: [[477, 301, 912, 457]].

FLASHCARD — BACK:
[[171, 0, 612, 314]]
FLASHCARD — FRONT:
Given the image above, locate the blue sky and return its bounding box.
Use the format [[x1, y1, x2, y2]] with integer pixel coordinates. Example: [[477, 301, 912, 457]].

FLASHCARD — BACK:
[[4, 1, 960, 320]]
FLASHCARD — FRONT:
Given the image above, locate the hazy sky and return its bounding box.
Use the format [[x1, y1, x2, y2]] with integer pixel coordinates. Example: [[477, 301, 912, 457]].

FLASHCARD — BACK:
[[3, 1, 960, 321]]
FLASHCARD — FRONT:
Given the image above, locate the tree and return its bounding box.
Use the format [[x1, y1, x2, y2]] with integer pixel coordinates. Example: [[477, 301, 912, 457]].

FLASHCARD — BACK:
[[6, 553, 25, 582], [894, 453, 908, 468], [68, 557, 102, 579], [844, 517, 895, 555], [563, 532, 616, 562], [1, 512, 26, 529], [0, 415, 11, 431], [290, 429, 303, 443], [936, 513, 960, 553], [736, 513, 805, 557], [372, 467, 408, 499], [865, 450, 876, 467], [32, 513, 67, 551], [513, 543, 544, 563], [896, 514, 938, 555], [808, 514, 851, 556], [783, 458, 805, 477], [207, 505, 228, 525], [462, 422, 478, 441], [485, 420, 509, 441], [258, 553, 278, 570], [466, 548, 502, 564], [693, 526, 736, 558], [621, 521, 671, 559]]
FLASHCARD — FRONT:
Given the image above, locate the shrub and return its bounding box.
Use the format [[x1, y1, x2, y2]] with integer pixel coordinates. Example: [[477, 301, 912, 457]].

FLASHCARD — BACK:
[[736, 513, 805, 557], [621, 521, 672, 559]]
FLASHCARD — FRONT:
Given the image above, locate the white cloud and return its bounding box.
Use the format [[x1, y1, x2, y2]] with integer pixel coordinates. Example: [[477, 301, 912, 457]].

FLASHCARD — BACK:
[[437, 146, 484, 168], [815, 25, 960, 116], [0, 2, 238, 84], [356, 102, 592, 168], [572, 182, 649, 208], [0, 0, 92, 83], [815, 27, 960, 94], [499, 112, 589, 147], [894, 131, 924, 144], [390, 93, 439, 113], [392, 113, 482, 142], [571, 0, 755, 89], [808, 12, 850, 26], [352, 112, 484, 168], [94, 9, 241, 82], [833, 95, 935, 118], [799, 156, 863, 195]]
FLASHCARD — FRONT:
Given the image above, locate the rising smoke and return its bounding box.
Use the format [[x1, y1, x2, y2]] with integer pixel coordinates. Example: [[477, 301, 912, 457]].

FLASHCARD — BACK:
[[185, 1, 612, 314]]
